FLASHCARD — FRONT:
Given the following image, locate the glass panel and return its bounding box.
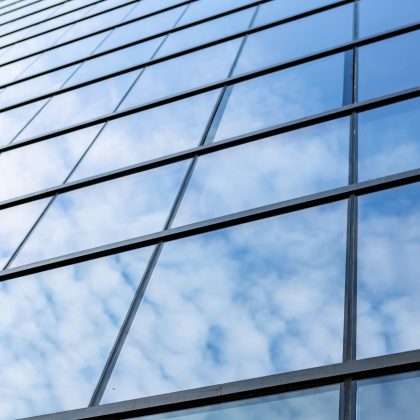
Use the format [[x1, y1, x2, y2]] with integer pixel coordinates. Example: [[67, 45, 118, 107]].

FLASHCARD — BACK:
[[103, 201, 347, 402], [175, 118, 349, 226], [358, 98, 420, 181], [129, 385, 341, 420], [66, 37, 164, 87], [359, 0, 420, 38], [0, 55, 36, 86], [0, 246, 154, 418], [358, 31, 420, 101], [120, 39, 242, 110], [214, 53, 347, 142], [11, 160, 190, 267], [94, 6, 185, 53], [14, 71, 138, 142], [72, 90, 221, 180], [357, 371, 420, 420], [128, 0, 187, 20], [0, 125, 103, 201], [156, 8, 255, 59], [177, 0, 257, 26], [0, 199, 48, 269], [234, 5, 353, 75], [357, 183, 420, 358]]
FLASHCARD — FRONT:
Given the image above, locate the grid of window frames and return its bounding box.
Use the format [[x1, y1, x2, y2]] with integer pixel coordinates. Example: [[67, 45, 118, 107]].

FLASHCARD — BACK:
[[0, 0, 418, 418]]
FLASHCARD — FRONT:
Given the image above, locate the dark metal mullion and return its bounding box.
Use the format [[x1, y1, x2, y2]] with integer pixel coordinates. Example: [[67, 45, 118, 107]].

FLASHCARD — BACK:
[[0, 87, 418, 211], [87, 4, 194, 405]]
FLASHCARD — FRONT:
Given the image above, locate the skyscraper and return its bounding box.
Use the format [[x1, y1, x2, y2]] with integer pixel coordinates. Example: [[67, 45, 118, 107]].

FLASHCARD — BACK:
[[0, 0, 418, 418]]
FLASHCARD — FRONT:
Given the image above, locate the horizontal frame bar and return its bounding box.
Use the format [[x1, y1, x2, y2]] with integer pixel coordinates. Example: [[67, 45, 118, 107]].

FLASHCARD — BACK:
[[1, 168, 419, 282], [22, 350, 420, 419], [0, 87, 418, 211]]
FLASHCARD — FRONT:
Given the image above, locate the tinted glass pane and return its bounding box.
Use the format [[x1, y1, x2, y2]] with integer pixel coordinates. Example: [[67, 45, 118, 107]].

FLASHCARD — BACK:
[[359, 0, 420, 38], [0, 247, 153, 418], [175, 118, 349, 226], [130, 385, 340, 420], [358, 98, 420, 181], [234, 5, 353, 74], [358, 31, 420, 101], [72, 90, 221, 180], [357, 183, 420, 358], [254, 0, 338, 26], [357, 371, 420, 420], [214, 53, 347, 142], [103, 202, 346, 402], [156, 8, 255, 59], [11, 161, 190, 267], [15, 71, 138, 141], [120, 39, 242, 110], [128, 0, 187, 20], [0, 126, 102, 201]]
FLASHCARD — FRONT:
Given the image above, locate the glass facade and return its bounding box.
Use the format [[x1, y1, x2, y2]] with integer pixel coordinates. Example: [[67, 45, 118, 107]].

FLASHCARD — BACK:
[[0, 0, 418, 419]]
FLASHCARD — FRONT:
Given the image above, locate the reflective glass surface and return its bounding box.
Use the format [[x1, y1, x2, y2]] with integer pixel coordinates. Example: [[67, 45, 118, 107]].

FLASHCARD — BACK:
[[72, 90, 221, 180], [130, 385, 340, 420], [357, 183, 420, 358], [14, 71, 138, 141], [234, 5, 353, 74], [214, 53, 347, 142], [11, 160, 190, 267], [253, 0, 338, 26], [0, 125, 103, 201], [358, 98, 420, 181], [359, 0, 420, 38], [103, 202, 347, 401], [0, 246, 154, 419], [357, 371, 420, 420], [358, 31, 420, 101], [175, 118, 349, 226], [120, 39, 242, 110]]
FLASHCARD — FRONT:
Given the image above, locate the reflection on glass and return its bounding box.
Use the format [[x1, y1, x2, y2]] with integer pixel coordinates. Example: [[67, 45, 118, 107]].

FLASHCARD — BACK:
[[128, 0, 187, 21], [0, 199, 48, 269], [357, 371, 420, 420], [214, 53, 346, 142], [11, 160, 190, 267], [156, 8, 255, 59], [129, 385, 340, 420], [175, 118, 349, 226], [0, 246, 154, 419], [72, 90, 221, 180], [120, 39, 242, 110], [357, 183, 420, 358], [359, 0, 420, 38], [358, 31, 420, 101], [358, 98, 420, 181], [253, 0, 337, 26], [0, 125, 103, 201], [234, 5, 353, 75], [14, 71, 138, 142], [103, 202, 346, 402]]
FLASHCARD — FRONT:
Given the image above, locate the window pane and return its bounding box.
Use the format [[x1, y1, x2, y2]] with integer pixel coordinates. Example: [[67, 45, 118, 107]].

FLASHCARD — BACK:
[[357, 183, 420, 358], [14, 71, 138, 141], [0, 125, 103, 201], [358, 31, 420, 101], [214, 53, 347, 142], [253, 0, 338, 27], [72, 90, 221, 180], [175, 118, 349, 226], [11, 160, 190, 267], [103, 202, 347, 402], [234, 5, 353, 74], [359, 0, 420, 38], [120, 39, 242, 110], [357, 371, 420, 420], [358, 98, 420, 181], [130, 385, 341, 420], [0, 246, 154, 418]]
